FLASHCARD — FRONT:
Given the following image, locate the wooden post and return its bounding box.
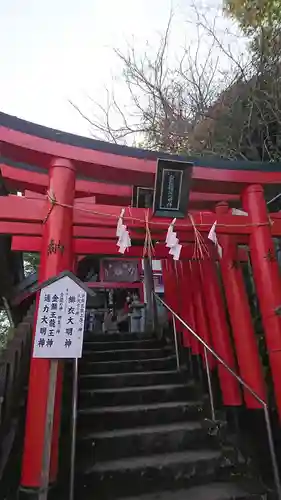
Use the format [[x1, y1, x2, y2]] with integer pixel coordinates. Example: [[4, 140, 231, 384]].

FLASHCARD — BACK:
[[19, 159, 76, 499], [243, 184, 281, 420]]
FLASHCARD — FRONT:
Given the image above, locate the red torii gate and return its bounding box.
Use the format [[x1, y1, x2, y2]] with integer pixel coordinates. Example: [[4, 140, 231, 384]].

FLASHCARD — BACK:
[[1, 112, 281, 499]]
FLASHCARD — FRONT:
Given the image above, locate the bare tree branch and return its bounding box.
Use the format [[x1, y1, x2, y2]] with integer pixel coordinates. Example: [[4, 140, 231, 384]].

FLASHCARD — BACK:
[[70, 2, 281, 163]]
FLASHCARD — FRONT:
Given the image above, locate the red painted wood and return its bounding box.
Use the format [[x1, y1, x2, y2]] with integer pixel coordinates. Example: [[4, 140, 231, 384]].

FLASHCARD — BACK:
[[220, 234, 266, 408], [0, 221, 248, 249], [24, 191, 98, 205], [87, 281, 142, 289], [192, 167, 281, 194], [10, 235, 249, 262], [216, 203, 267, 409], [2, 125, 281, 191], [24, 190, 45, 199], [216, 203, 266, 409], [76, 179, 131, 198], [178, 261, 195, 349], [176, 262, 189, 346], [0, 221, 43, 236], [189, 260, 215, 368], [0, 126, 154, 186], [20, 158, 76, 489], [187, 261, 203, 356], [2, 162, 245, 209], [0, 196, 266, 235], [0, 163, 132, 200], [243, 185, 281, 419], [200, 258, 242, 406], [1, 164, 49, 194], [94, 191, 241, 209], [172, 261, 184, 333], [162, 259, 177, 322], [75, 196, 96, 203]]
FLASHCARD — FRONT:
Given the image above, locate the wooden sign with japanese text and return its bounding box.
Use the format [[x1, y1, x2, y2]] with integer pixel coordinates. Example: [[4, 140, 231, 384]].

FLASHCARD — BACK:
[[153, 158, 193, 218], [102, 259, 139, 282], [33, 275, 86, 359]]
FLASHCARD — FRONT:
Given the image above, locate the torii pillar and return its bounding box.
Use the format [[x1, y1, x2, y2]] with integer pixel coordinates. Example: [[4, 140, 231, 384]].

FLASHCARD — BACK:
[[243, 184, 281, 420], [199, 257, 242, 407], [216, 202, 266, 409], [19, 159, 76, 498]]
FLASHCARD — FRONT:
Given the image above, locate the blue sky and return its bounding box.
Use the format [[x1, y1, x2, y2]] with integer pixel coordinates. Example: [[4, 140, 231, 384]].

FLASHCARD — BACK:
[[0, 0, 237, 138]]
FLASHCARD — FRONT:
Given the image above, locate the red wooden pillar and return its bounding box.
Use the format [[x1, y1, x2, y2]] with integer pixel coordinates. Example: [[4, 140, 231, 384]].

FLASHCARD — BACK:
[[139, 259, 144, 303], [216, 203, 266, 409], [199, 258, 242, 406], [162, 259, 172, 318], [174, 260, 184, 333], [162, 259, 177, 315], [190, 260, 215, 369], [162, 259, 183, 336], [20, 158, 76, 496], [178, 261, 193, 348], [185, 260, 201, 356], [243, 184, 281, 419]]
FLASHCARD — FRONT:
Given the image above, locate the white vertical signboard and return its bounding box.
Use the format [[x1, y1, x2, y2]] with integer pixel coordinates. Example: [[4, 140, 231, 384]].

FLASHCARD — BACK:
[[32, 272, 90, 500], [33, 275, 86, 359]]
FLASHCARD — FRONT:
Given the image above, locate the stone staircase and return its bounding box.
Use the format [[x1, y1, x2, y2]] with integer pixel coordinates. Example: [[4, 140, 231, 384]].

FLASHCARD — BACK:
[[73, 331, 266, 500]]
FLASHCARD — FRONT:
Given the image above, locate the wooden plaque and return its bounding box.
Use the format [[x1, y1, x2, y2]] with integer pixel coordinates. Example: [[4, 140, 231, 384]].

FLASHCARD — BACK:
[[153, 159, 193, 218]]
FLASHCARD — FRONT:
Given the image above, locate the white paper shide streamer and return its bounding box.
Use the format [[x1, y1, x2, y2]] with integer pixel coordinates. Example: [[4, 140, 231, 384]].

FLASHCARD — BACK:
[[165, 219, 182, 260], [231, 208, 248, 216], [208, 221, 222, 258], [116, 209, 131, 254]]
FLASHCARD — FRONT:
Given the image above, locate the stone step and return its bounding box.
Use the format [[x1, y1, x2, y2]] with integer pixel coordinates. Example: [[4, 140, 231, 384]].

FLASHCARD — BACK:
[[84, 331, 154, 342], [71, 331, 263, 500], [76, 421, 217, 462], [77, 400, 202, 431], [82, 348, 172, 362], [83, 338, 161, 351], [79, 370, 184, 389], [79, 383, 193, 407], [78, 356, 177, 374], [117, 482, 265, 500], [76, 449, 230, 498]]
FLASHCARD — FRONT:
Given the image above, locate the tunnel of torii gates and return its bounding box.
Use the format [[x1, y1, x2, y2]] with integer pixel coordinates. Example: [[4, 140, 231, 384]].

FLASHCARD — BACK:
[[2, 112, 281, 491]]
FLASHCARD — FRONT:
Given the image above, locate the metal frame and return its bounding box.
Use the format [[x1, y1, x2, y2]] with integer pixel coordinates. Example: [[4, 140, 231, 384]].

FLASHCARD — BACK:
[[154, 292, 281, 500]]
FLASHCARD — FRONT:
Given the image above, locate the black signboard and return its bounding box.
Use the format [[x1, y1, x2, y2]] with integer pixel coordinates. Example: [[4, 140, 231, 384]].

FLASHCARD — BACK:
[[132, 186, 154, 208], [153, 159, 193, 218], [102, 259, 139, 283]]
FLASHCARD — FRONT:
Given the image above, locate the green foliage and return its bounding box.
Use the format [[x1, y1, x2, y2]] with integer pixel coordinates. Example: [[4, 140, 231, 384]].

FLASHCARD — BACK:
[[0, 251, 39, 349], [224, 0, 281, 73], [0, 309, 11, 349], [23, 252, 40, 276], [224, 0, 281, 33], [213, 78, 281, 160], [0, 251, 39, 348]]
